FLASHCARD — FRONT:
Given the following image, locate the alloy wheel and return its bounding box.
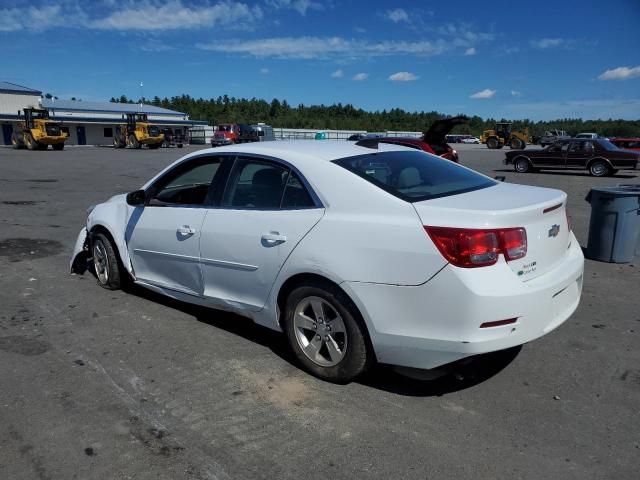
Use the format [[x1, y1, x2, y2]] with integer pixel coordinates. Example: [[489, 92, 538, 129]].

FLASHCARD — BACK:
[[93, 241, 109, 285], [293, 296, 348, 367]]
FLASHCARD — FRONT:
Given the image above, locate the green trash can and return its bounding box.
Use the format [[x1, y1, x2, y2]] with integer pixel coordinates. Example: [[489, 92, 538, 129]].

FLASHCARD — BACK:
[[585, 185, 640, 263]]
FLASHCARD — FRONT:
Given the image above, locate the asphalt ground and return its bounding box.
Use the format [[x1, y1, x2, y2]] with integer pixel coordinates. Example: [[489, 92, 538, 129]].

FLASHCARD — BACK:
[[0, 143, 638, 480]]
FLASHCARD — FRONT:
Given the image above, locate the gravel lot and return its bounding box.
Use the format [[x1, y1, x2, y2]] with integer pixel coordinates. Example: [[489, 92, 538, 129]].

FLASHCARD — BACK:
[[0, 143, 638, 480]]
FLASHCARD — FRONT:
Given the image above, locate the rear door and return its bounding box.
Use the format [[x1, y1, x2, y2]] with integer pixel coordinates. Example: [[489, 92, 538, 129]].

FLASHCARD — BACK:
[[199, 156, 324, 310], [566, 140, 592, 168]]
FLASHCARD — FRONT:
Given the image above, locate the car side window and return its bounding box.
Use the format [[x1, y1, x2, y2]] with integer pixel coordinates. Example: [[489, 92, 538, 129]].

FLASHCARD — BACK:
[[281, 172, 315, 208], [224, 158, 288, 209], [151, 158, 221, 206]]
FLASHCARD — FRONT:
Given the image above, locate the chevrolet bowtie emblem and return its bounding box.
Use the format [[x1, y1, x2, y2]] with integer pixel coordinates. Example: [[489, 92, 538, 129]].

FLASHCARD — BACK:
[[548, 224, 560, 238]]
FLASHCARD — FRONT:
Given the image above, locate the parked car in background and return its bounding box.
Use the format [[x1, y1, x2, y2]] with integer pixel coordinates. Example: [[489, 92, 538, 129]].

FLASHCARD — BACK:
[[461, 136, 480, 144], [539, 129, 571, 147], [71, 140, 583, 383], [376, 116, 467, 163], [575, 133, 599, 139], [505, 138, 639, 176], [609, 137, 640, 151], [211, 123, 240, 146]]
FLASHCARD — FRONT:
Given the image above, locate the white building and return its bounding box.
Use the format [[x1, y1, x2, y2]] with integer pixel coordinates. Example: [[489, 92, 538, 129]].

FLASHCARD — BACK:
[[1, 81, 207, 146]]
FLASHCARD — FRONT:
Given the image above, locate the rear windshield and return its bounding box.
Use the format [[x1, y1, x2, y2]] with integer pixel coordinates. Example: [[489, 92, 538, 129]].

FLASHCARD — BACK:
[[333, 150, 496, 202]]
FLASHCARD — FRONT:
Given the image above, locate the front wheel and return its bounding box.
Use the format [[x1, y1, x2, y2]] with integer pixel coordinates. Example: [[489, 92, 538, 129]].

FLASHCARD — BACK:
[[486, 138, 499, 149], [514, 157, 531, 173], [589, 160, 610, 177], [283, 283, 372, 383], [91, 233, 122, 290]]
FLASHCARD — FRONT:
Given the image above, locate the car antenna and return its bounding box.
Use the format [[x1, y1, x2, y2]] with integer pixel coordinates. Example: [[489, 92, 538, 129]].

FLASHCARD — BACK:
[[355, 138, 379, 149]]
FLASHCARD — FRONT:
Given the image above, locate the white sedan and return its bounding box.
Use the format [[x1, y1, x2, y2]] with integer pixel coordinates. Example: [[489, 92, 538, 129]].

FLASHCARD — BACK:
[[461, 136, 480, 144], [70, 140, 584, 383]]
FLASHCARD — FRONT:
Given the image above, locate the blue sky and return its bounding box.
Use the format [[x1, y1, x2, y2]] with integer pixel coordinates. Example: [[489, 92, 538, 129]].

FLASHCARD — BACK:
[[1, 0, 639, 120]]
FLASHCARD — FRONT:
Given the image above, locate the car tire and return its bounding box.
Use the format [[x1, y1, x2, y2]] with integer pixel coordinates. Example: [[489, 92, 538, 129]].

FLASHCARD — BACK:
[[589, 160, 610, 177], [91, 232, 122, 290], [283, 282, 372, 383], [514, 157, 531, 173]]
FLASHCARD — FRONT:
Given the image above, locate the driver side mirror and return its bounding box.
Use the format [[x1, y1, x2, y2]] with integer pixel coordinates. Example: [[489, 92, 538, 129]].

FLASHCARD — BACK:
[[126, 189, 146, 206]]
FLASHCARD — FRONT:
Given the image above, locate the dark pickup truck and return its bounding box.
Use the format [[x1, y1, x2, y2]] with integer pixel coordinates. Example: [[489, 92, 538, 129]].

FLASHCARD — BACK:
[[505, 138, 639, 177]]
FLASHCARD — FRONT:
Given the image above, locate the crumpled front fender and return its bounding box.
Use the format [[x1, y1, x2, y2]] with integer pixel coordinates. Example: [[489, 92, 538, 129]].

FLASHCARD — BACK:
[[70, 228, 89, 273]]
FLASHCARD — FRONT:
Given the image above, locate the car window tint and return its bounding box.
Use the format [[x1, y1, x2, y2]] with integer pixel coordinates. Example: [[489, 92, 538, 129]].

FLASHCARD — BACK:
[[333, 150, 495, 202], [282, 172, 315, 208], [153, 160, 220, 205], [225, 158, 288, 208]]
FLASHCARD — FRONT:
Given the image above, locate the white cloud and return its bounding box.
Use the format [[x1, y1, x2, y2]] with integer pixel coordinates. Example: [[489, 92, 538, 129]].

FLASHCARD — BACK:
[[470, 88, 496, 99], [530, 38, 565, 49], [598, 66, 640, 81], [266, 0, 323, 16], [386, 8, 409, 23], [91, 1, 261, 31], [259, 67, 269, 74], [464, 47, 476, 56], [0, 4, 87, 31], [511, 90, 522, 97], [352, 73, 368, 81], [197, 36, 449, 59], [331, 69, 344, 78], [389, 71, 418, 82]]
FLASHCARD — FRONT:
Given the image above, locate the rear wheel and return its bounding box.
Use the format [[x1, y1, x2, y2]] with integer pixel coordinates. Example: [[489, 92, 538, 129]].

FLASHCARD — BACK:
[[11, 132, 24, 149], [91, 233, 122, 290], [113, 136, 124, 148], [589, 160, 611, 177], [283, 282, 372, 383], [486, 137, 499, 149], [514, 157, 531, 173]]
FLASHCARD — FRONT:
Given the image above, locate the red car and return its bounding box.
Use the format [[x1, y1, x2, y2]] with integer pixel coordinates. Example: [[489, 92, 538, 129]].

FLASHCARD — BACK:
[[609, 137, 640, 151], [375, 116, 467, 163]]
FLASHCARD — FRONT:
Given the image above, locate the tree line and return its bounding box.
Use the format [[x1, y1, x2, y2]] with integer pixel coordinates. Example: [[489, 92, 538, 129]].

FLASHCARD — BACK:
[[110, 94, 640, 138]]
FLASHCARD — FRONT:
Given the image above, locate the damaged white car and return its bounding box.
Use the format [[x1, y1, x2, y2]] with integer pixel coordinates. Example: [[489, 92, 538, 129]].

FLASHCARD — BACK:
[[71, 140, 584, 383]]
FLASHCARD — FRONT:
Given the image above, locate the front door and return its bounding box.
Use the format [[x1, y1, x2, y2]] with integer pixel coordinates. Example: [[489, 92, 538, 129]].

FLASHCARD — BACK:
[[534, 142, 566, 168], [76, 126, 86, 145], [2, 124, 12, 145], [199, 156, 324, 310], [127, 156, 225, 296]]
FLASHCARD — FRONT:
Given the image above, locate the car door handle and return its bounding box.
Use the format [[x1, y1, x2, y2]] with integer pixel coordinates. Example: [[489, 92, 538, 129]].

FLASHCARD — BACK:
[[177, 225, 196, 235], [261, 232, 287, 245]]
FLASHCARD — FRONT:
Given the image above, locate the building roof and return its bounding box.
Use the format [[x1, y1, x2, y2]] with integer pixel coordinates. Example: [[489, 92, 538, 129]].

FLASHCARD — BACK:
[[0, 81, 42, 95], [41, 98, 186, 117]]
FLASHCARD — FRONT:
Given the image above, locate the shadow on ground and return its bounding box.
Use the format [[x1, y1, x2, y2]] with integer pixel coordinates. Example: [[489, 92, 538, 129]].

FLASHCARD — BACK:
[[125, 283, 522, 397]]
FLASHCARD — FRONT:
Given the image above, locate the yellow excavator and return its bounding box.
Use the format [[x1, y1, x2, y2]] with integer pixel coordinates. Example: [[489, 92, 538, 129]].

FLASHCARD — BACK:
[[12, 108, 68, 150], [480, 122, 529, 149], [113, 113, 164, 149]]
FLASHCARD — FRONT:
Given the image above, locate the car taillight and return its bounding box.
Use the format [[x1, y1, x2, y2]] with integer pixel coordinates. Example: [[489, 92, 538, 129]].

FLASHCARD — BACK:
[[424, 226, 527, 268]]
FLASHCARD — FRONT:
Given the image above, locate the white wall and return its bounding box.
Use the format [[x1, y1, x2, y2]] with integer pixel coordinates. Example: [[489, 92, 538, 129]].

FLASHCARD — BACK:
[[0, 92, 41, 115]]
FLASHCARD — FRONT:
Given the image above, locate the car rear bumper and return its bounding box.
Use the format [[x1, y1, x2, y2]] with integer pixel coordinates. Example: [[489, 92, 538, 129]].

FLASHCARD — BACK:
[[342, 232, 584, 370]]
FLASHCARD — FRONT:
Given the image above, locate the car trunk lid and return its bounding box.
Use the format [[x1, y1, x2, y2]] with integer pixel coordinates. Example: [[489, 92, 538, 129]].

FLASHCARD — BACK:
[[423, 116, 467, 145], [413, 182, 571, 281]]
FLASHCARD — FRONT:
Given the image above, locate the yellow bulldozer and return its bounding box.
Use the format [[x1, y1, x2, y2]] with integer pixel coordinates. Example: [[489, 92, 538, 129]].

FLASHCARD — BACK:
[[12, 107, 68, 150], [113, 113, 164, 149], [480, 122, 529, 149]]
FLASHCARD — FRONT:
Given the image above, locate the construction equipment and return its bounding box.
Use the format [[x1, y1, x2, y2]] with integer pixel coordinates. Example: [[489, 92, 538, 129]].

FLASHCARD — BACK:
[[12, 108, 68, 150], [480, 122, 529, 150], [113, 113, 164, 149]]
